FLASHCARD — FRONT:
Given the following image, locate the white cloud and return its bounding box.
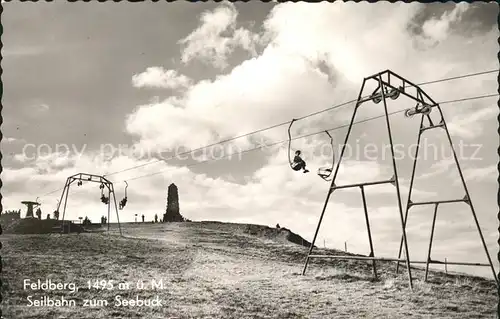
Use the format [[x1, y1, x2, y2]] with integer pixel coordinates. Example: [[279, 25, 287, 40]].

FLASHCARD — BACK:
[[13, 153, 30, 163], [261, 2, 425, 84], [417, 157, 455, 179], [2, 46, 45, 57], [459, 165, 497, 183], [447, 105, 498, 139], [132, 67, 192, 90], [178, 2, 261, 69], [128, 3, 497, 158], [33, 103, 50, 112], [2, 137, 25, 144], [420, 3, 469, 43], [126, 47, 334, 151], [11, 150, 80, 171]]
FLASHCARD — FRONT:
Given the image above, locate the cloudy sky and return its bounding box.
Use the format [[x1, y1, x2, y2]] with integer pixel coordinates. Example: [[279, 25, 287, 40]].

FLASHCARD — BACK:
[[2, 2, 499, 278]]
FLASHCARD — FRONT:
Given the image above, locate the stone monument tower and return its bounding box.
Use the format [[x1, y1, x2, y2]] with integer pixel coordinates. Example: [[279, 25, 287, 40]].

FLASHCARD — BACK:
[[163, 183, 184, 222]]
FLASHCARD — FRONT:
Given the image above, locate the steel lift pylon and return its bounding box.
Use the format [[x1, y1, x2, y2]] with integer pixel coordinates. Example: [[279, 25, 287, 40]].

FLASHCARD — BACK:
[[301, 70, 498, 290], [56, 173, 123, 236]]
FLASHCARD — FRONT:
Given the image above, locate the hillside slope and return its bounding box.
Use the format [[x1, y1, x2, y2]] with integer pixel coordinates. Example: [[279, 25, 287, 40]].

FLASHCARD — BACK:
[[185, 221, 316, 248], [2, 221, 497, 319]]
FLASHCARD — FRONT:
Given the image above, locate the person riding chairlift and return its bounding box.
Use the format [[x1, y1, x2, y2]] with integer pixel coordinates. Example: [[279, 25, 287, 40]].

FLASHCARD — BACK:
[[291, 150, 309, 173]]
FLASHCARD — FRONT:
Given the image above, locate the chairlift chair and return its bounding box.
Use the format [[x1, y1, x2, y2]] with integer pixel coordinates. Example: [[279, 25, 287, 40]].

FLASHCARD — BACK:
[[119, 181, 128, 210], [288, 119, 337, 181], [99, 183, 109, 204], [317, 130, 335, 181], [287, 119, 303, 171]]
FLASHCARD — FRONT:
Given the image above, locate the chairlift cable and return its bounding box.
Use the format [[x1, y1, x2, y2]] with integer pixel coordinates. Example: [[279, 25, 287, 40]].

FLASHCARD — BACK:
[[121, 93, 498, 183], [102, 69, 498, 178], [38, 91, 499, 194]]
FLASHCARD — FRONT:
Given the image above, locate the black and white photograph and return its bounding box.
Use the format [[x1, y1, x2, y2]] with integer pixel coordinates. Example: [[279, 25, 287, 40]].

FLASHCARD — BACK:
[[1, 1, 499, 318]]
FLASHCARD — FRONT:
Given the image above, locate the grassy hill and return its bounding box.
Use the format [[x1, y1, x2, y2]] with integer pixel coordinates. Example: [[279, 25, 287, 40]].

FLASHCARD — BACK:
[[2, 221, 497, 318]]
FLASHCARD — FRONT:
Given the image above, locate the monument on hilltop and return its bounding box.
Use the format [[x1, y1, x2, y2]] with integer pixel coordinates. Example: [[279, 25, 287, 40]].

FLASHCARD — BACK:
[[163, 183, 185, 222]]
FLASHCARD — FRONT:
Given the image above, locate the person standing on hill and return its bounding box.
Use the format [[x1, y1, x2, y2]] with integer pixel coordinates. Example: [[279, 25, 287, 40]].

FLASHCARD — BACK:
[[142, 214, 145, 223]]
